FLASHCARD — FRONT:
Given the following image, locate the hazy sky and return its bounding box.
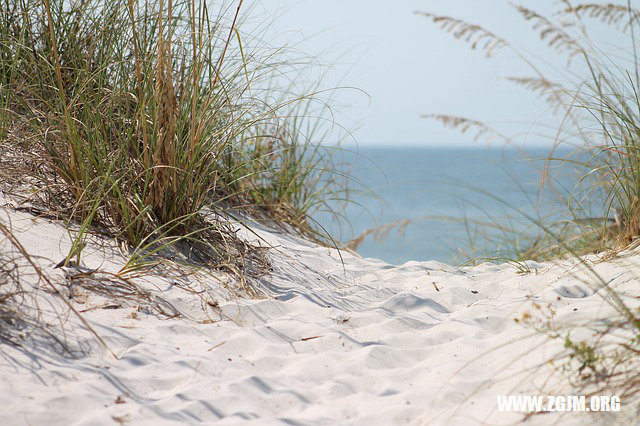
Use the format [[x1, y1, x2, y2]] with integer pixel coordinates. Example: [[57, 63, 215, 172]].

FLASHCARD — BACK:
[[249, 1, 624, 147]]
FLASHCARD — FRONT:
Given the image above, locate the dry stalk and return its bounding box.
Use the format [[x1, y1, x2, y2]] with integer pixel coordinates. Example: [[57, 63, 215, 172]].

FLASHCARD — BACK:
[[148, 0, 178, 220], [561, 3, 640, 30], [514, 5, 585, 58], [415, 12, 509, 57], [423, 114, 510, 144]]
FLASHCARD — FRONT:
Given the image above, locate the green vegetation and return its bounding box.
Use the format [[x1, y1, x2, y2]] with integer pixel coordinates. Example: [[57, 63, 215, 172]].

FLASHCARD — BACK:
[[0, 0, 347, 276], [420, 2, 640, 259], [420, 0, 640, 410]]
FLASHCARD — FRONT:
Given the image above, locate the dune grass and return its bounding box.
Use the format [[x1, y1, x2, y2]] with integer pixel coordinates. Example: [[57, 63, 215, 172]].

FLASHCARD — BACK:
[[0, 0, 348, 277], [419, 2, 640, 258], [418, 0, 640, 413]]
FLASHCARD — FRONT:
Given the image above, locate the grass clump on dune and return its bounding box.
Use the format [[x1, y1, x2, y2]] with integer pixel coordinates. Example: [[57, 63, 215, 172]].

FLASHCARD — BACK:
[[419, 0, 640, 415], [419, 1, 640, 259], [0, 0, 347, 277]]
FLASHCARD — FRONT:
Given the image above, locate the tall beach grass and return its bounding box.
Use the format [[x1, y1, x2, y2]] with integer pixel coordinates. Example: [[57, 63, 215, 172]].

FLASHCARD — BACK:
[[419, 0, 640, 411], [0, 0, 348, 276], [419, 2, 640, 258]]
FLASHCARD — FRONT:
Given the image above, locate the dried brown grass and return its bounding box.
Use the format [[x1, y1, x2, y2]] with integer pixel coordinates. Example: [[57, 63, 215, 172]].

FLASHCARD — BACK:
[[414, 12, 508, 57]]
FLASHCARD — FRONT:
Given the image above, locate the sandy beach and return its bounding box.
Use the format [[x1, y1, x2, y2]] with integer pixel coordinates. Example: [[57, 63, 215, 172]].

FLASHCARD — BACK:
[[4, 0, 640, 424], [1, 203, 637, 425]]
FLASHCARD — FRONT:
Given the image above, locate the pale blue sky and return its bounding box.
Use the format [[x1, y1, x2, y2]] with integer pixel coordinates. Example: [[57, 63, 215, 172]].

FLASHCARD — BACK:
[[251, 1, 624, 147]]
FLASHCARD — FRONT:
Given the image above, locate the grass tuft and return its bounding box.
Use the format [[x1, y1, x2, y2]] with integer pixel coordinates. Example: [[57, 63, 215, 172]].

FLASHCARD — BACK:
[[419, 0, 640, 413], [0, 0, 349, 283]]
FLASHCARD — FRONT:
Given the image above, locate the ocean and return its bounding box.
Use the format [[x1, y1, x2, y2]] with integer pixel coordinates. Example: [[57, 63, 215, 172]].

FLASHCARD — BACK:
[[317, 146, 580, 265]]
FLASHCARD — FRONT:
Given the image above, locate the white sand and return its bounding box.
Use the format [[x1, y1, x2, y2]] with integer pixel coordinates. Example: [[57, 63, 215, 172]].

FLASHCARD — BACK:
[[0, 204, 637, 425]]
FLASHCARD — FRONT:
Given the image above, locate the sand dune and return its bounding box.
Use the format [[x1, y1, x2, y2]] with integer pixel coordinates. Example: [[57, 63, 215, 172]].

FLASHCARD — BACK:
[[0, 205, 636, 425]]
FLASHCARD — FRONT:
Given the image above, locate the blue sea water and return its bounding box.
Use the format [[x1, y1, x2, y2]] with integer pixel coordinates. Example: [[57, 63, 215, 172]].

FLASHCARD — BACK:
[[317, 146, 579, 265]]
